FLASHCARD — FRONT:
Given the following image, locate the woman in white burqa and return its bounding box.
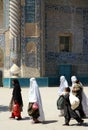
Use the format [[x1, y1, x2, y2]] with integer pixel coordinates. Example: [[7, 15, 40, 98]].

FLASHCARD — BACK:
[[58, 76, 69, 116], [71, 76, 88, 118], [28, 78, 45, 123]]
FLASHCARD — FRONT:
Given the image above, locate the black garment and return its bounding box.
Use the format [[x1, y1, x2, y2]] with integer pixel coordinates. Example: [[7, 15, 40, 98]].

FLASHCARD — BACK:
[[74, 87, 85, 118], [64, 93, 83, 125], [12, 79, 23, 108], [27, 103, 40, 119]]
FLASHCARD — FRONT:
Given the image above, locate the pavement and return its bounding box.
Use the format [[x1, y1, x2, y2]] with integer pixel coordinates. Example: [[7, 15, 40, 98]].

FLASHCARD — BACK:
[[0, 86, 88, 130]]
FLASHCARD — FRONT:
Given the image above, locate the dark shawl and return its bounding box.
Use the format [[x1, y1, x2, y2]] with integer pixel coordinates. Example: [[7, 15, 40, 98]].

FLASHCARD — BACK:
[[12, 79, 23, 106]]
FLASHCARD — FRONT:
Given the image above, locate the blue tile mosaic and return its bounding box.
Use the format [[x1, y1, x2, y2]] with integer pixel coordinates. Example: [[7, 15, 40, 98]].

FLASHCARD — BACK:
[[3, 1, 88, 86], [25, 0, 35, 22]]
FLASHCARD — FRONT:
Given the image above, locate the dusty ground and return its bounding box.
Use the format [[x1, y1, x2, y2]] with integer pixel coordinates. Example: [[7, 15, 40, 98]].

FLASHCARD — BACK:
[[0, 86, 88, 130]]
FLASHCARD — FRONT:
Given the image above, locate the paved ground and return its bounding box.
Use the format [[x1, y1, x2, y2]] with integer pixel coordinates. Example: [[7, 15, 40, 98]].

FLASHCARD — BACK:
[[0, 86, 88, 130]]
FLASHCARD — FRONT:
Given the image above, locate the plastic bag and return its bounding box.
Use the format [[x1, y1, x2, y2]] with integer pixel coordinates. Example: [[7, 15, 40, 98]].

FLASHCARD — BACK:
[[32, 102, 39, 110], [69, 93, 80, 110]]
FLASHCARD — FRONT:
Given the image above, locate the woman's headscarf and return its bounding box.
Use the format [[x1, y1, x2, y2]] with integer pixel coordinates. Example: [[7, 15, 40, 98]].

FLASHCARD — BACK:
[[71, 76, 77, 87], [58, 76, 68, 95], [71, 76, 83, 88], [29, 78, 45, 121]]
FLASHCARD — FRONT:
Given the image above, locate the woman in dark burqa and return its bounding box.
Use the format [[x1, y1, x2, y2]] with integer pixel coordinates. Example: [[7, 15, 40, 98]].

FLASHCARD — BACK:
[[9, 79, 23, 120], [63, 87, 84, 126]]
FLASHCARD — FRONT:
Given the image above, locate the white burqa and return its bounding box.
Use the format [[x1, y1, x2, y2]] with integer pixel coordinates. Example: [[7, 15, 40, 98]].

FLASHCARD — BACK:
[[28, 78, 45, 122], [58, 76, 69, 115], [71, 76, 77, 88], [58, 76, 69, 95], [71, 75, 88, 117]]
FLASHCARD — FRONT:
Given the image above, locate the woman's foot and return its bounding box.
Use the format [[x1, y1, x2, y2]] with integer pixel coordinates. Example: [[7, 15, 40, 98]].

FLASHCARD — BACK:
[[34, 120, 41, 123], [78, 119, 84, 125], [17, 118, 22, 120], [32, 119, 41, 123], [16, 117, 22, 120], [63, 123, 69, 126]]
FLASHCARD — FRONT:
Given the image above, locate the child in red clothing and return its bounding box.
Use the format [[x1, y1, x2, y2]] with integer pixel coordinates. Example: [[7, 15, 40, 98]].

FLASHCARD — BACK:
[[12, 100, 22, 120]]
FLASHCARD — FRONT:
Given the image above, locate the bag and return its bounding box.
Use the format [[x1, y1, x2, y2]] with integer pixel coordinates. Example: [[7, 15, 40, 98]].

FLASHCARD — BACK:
[[32, 102, 39, 110], [27, 103, 34, 116], [69, 93, 80, 110], [57, 95, 64, 109], [27, 103, 39, 117]]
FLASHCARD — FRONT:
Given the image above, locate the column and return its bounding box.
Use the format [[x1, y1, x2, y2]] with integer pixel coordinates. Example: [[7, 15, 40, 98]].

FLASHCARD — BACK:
[[9, 0, 21, 67]]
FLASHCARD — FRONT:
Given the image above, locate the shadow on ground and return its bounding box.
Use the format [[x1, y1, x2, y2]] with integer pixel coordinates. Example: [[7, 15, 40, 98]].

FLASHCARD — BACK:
[[21, 118, 58, 124], [0, 105, 9, 112], [43, 120, 58, 124], [22, 117, 30, 120], [70, 122, 88, 127]]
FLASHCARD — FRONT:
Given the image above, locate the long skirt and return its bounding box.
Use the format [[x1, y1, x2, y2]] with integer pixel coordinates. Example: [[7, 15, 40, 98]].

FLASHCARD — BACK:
[[27, 102, 40, 119]]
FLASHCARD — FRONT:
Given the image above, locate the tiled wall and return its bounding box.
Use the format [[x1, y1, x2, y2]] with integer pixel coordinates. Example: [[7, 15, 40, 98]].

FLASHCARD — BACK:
[[44, 1, 88, 76], [0, 35, 5, 68], [3, 0, 88, 80], [21, 0, 41, 77]]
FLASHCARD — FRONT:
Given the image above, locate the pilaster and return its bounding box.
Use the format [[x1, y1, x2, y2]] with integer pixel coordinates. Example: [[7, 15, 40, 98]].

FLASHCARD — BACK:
[[9, 0, 21, 70]]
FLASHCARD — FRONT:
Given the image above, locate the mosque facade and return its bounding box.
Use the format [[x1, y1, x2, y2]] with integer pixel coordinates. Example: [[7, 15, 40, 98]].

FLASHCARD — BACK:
[[0, 0, 88, 87]]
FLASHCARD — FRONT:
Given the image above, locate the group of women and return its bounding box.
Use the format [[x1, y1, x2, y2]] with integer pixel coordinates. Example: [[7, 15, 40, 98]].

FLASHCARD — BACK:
[[58, 75, 88, 125], [9, 76, 88, 125]]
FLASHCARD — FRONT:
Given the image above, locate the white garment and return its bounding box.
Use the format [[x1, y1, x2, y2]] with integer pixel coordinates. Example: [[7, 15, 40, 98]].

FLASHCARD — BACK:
[[29, 78, 45, 122], [71, 76, 83, 91], [71, 76, 88, 117], [58, 76, 68, 96], [82, 91, 88, 117], [71, 75, 77, 88], [69, 93, 80, 110]]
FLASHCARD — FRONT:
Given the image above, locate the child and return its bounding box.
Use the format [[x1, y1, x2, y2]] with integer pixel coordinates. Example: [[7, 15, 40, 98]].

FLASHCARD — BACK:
[[12, 100, 22, 120], [63, 87, 84, 126]]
